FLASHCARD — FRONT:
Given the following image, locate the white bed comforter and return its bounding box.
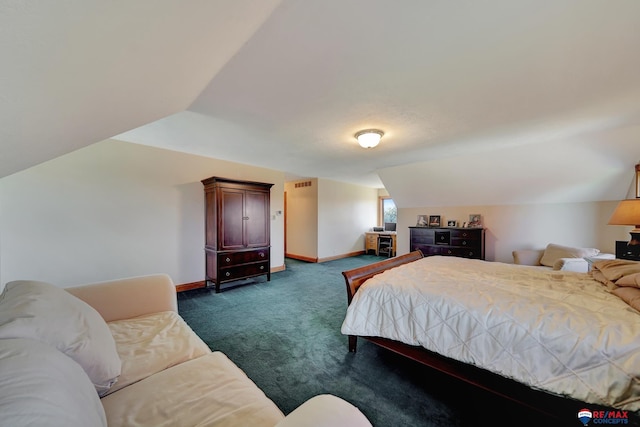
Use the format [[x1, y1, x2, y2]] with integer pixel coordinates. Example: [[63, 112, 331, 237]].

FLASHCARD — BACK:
[[341, 256, 640, 411]]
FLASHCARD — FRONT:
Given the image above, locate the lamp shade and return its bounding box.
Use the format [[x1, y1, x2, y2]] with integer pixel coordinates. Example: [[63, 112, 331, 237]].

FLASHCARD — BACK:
[[608, 199, 640, 230], [355, 129, 383, 148]]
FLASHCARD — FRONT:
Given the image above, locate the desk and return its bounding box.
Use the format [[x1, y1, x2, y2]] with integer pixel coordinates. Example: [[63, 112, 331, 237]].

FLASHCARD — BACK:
[[365, 232, 397, 257]]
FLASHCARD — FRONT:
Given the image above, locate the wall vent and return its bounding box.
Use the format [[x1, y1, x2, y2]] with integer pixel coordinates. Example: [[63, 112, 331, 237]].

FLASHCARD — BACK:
[[294, 181, 312, 188]]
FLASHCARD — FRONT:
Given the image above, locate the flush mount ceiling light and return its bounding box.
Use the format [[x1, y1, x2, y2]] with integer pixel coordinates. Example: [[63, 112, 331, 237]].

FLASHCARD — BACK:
[[355, 129, 384, 148]]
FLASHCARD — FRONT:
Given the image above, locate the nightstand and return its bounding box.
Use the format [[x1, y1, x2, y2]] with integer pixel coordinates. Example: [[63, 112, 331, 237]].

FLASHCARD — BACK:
[[616, 240, 640, 261]]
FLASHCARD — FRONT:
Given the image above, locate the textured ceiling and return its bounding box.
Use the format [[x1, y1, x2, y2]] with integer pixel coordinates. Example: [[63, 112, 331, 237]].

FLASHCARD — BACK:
[[3, 0, 640, 207]]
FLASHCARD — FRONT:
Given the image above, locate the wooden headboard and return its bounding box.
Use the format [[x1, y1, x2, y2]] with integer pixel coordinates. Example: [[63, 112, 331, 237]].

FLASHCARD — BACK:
[[342, 250, 424, 304]]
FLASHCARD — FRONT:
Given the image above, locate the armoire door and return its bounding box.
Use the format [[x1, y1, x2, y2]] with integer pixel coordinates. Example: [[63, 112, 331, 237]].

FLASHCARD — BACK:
[[244, 190, 269, 247], [219, 188, 245, 250]]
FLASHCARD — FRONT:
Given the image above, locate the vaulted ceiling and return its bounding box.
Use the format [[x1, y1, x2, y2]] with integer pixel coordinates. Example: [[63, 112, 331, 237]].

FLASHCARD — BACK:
[[2, 0, 640, 207]]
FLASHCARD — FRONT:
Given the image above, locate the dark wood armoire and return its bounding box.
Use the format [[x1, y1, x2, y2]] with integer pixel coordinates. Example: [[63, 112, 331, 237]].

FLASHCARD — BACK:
[[201, 176, 273, 292]]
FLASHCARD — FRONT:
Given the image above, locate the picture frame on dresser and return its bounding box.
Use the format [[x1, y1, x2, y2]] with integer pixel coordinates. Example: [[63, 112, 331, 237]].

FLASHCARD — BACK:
[[417, 215, 428, 227], [447, 220, 457, 227], [429, 215, 441, 227], [468, 214, 482, 228]]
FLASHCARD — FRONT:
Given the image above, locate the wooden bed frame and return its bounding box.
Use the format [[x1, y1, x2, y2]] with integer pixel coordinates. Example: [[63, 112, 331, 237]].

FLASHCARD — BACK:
[[342, 251, 632, 420]]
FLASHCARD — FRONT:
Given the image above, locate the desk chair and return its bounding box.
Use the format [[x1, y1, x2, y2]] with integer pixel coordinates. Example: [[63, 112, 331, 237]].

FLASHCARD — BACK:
[[377, 234, 394, 257]]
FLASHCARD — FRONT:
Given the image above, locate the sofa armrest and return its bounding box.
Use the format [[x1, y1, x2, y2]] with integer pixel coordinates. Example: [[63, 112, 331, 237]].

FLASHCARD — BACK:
[[512, 249, 544, 266], [65, 274, 177, 322], [274, 395, 372, 427]]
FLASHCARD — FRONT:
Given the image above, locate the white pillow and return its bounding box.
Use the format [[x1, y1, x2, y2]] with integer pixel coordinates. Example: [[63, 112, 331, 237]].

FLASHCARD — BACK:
[[0, 338, 107, 427], [539, 243, 600, 267], [0, 280, 121, 396]]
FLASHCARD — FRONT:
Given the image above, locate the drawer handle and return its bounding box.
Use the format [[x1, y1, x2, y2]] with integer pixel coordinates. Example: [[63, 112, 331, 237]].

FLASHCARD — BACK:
[[260, 266, 264, 270], [462, 240, 467, 246], [225, 272, 231, 277], [225, 257, 231, 262], [462, 232, 468, 237], [260, 252, 265, 257]]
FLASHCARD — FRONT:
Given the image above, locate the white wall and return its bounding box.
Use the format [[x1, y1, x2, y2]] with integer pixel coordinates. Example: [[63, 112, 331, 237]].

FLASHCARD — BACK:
[[317, 179, 378, 260], [284, 179, 318, 259], [284, 178, 378, 261], [2, 138, 631, 289], [397, 201, 631, 262], [0, 140, 285, 288]]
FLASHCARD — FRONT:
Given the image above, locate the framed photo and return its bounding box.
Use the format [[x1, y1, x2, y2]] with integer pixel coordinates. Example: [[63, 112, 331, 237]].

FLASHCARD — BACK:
[[416, 215, 428, 227], [468, 214, 482, 228], [447, 220, 457, 227], [429, 215, 441, 227]]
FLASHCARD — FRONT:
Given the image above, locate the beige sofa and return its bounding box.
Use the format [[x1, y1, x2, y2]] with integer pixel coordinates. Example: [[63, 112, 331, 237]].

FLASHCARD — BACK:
[[512, 243, 614, 273], [0, 274, 372, 427]]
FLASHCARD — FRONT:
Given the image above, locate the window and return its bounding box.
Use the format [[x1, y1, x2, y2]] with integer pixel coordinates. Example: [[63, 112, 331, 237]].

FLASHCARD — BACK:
[[380, 197, 396, 225]]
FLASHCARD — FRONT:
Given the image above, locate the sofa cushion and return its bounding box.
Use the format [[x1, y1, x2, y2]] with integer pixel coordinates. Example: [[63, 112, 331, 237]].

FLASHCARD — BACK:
[[0, 338, 107, 427], [101, 352, 285, 427], [274, 395, 372, 427], [539, 243, 600, 268], [0, 280, 121, 396], [105, 310, 211, 394]]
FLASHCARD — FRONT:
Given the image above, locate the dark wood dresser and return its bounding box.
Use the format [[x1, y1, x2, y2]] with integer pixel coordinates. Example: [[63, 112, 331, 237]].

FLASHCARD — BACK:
[[409, 227, 485, 260], [202, 177, 273, 292]]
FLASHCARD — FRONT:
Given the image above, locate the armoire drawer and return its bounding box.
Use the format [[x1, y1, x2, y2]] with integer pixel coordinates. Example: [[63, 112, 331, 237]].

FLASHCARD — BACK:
[[218, 248, 269, 266], [219, 261, 269, 282]]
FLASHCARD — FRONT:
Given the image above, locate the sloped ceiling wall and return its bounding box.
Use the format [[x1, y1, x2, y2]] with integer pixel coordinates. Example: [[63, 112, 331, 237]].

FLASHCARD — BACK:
[[0, 0, 281, 178], [380, 133, 640, 208], [117, 0, 640, 207], [2, 0, 639, 208]]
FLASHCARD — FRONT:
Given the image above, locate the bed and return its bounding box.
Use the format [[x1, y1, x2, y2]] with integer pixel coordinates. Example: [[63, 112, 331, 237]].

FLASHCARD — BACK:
[[341, 251, 640, 419]]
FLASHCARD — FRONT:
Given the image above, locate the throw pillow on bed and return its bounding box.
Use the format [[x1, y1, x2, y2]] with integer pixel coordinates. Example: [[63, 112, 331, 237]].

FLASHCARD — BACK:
[[539, 243, 600, 268], [614, 271, 640, 288], [612, 287, 640, 312], [0, 338, 108, 427], [0, 280, 121, 396]]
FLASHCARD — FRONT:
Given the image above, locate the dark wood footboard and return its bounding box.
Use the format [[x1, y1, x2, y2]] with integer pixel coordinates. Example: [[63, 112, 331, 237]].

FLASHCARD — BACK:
[[342, 250, 423, 304], [341, 251, 639, 422], [343, 251, 423, 352]]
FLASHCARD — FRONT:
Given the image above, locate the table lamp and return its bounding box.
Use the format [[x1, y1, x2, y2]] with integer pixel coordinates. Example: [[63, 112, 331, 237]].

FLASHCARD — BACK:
[[608, 198, 640, 257]]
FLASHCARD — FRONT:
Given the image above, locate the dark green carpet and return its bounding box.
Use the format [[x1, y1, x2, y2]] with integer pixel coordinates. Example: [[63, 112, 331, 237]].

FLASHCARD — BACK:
[[177, 256, 562, 426]]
